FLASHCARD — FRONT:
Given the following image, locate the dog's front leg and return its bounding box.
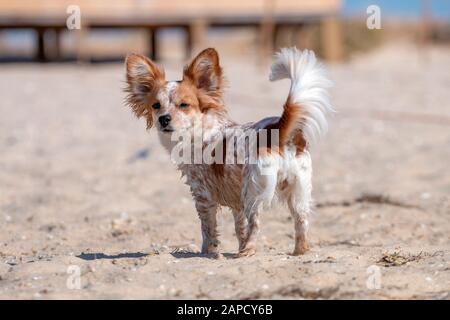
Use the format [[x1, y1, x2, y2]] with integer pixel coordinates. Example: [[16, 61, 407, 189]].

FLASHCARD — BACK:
[[232, 210, 247, 252], [195, 200, 220, 257]]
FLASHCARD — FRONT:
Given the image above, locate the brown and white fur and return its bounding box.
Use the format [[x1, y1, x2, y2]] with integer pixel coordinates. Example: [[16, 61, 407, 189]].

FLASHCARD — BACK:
[[124, 47, 333, 257]]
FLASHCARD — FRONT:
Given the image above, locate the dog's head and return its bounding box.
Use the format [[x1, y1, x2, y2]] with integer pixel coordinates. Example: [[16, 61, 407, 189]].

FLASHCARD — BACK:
[[125, 48, 225, 134]]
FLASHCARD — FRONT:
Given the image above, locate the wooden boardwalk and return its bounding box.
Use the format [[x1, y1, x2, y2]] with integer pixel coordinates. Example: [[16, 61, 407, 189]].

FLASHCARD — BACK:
[[0, 0, 342, 62]]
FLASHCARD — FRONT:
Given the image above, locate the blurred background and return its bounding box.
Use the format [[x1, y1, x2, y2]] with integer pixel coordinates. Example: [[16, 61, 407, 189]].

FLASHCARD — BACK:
[[0, 0, 449, 63], [0, 1, 449, 299]]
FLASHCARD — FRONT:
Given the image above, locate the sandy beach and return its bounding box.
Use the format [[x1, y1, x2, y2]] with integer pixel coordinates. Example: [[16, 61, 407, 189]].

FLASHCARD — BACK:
[[0, 42, 449, 299]]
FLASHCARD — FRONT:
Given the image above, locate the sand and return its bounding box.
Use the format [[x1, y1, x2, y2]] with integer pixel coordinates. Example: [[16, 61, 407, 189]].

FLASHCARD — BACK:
[[0, 42, 449, 299]]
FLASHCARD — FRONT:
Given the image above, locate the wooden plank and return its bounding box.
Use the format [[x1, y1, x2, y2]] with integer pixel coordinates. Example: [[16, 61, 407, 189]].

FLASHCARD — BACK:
[[0, 0, 340, 20]]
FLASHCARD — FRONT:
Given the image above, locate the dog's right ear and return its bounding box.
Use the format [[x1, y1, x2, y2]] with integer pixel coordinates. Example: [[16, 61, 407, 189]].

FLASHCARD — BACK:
[[125, 53, 165, 129], [183, 48, 224, 104]]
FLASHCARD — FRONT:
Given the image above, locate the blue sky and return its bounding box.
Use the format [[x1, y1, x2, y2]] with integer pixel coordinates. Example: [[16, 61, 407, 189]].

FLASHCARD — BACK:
[[343, 0, 450, 20]]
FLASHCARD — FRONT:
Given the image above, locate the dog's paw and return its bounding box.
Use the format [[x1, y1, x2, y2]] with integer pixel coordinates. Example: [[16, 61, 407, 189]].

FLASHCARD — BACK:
[[291, 243, 310, 256], [201, 247, 222, 259], [236, 247, 256, 258]]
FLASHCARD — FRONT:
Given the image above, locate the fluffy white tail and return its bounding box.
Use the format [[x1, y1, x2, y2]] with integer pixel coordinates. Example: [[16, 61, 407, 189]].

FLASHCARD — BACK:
[[270, 47, 334, 146]]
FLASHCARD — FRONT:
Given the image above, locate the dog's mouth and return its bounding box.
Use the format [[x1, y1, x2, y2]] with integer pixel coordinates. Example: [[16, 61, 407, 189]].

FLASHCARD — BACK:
[[161, 128, 175, 133]]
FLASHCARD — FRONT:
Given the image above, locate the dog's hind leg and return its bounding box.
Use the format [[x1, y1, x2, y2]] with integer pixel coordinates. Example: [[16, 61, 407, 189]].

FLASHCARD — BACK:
[[236, 202, 260, 257], [237, 161, 278, 257], [288, 198, 310, 255], [287, 157, 312, 255], [236, 166, 262, 257]]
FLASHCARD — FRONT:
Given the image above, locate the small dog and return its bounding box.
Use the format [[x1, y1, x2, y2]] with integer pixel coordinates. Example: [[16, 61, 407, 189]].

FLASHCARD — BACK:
[[124, 47, 333, 257]]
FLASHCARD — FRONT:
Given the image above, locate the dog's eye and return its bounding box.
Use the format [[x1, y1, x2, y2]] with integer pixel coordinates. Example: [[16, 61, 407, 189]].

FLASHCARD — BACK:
[[179, 103, 189, 109], [137, 84, 149, 94], [152, 102, 161, 109]]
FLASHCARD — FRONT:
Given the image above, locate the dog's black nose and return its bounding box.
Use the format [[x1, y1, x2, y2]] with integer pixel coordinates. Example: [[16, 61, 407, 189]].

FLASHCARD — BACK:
[[158, 114, 171, 128]]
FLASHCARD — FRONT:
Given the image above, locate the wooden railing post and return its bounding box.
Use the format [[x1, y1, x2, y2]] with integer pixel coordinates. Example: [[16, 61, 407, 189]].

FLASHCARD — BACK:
[[189, 18, 208, 55], [321, 15, 343, 63], [259, 0, 275, 65], [74, 23, 89, 63], [36, 27, 46, 62], [149, 27, 158, 61]]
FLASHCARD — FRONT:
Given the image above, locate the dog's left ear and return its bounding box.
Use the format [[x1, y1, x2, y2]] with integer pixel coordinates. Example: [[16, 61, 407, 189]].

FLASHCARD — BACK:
[[125, 53, 165, 129], [183, 48, 224, 102]]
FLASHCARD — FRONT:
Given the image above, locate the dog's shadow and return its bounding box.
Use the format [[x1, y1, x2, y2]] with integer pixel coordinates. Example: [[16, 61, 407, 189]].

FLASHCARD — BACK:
[[170, 252, 236, 260], [76, 251, 236, 261], [76, 252, 148, 261]]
